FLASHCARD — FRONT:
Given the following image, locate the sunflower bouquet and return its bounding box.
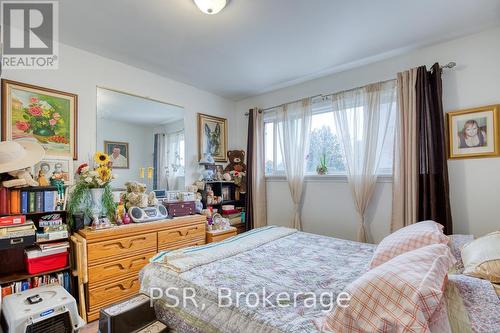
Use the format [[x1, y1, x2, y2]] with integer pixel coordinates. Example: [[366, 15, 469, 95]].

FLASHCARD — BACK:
[[76, 152, 115, 188], [67, 152, 117, 228]]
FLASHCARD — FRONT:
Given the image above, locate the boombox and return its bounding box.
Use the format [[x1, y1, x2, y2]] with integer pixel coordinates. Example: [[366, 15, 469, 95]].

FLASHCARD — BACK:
[[128, 205, 169, 223]]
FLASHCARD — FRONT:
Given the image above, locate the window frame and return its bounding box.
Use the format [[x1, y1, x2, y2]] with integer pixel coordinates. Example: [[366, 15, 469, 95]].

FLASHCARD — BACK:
[[263, 97, 395, 178]]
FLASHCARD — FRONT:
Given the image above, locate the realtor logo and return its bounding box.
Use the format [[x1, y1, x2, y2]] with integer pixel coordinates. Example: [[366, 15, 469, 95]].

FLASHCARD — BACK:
[[1, 1, 58, 69]]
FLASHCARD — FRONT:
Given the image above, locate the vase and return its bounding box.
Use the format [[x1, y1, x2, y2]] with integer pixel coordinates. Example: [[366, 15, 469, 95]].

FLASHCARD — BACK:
[[90, 188, 105, 216], [33, 127, 55, 136]]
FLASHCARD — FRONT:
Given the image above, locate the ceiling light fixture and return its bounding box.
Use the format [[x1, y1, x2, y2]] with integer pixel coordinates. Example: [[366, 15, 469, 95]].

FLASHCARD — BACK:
[[193, 0, 227, 15]]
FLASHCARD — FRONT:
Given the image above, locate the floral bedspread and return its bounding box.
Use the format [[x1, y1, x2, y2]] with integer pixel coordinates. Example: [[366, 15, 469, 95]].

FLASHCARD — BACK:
[[140, 231, 500, 333], [140, 232, 375, 333]]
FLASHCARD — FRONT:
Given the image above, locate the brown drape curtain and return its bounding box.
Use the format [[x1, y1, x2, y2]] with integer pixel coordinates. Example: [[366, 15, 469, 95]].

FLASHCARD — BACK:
[[245, 108, 256, 230], [416, 63, 453, 234], [245, 108, 267, 230]]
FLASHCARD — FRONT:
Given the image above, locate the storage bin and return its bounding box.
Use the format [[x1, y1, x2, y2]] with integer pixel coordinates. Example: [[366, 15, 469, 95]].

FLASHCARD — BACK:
[[24, 250, 68, 274]]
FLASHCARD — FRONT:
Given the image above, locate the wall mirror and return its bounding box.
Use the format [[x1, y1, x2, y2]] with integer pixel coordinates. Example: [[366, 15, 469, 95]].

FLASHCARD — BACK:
[[96, 87, 185, 191]]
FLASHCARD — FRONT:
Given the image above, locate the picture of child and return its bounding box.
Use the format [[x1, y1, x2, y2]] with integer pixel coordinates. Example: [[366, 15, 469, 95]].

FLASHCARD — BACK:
[[458, 119, 487, 148]]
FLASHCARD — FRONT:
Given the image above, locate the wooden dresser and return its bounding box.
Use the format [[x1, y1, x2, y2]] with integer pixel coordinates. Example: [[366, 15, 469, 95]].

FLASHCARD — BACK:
[[71, 215, 206, 322]]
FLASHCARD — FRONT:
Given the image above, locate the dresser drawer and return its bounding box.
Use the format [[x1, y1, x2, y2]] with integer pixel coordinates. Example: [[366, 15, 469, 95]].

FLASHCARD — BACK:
[[159, 238, 205, 251], [87, 233, 157, 263], [88, 251, 155, 285], [88, 275, 140, 309], [206, 229, 237, 243], [158, 223, 205, 247]]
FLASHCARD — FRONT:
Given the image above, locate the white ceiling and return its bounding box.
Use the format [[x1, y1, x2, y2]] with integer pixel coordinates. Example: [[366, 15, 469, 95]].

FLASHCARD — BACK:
[[97, 88, 184, 126], [61, 0, 500, 100]]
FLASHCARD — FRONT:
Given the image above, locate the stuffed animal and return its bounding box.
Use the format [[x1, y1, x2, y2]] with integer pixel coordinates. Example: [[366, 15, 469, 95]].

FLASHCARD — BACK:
[[2, 169, 39, 188], [224, 150, 246, 173], [148, 191, 159, 206], [122, 181, 149, 209]]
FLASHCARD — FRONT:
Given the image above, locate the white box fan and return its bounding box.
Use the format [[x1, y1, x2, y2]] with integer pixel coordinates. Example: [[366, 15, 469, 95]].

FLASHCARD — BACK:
[[1, 285, 84, 333]]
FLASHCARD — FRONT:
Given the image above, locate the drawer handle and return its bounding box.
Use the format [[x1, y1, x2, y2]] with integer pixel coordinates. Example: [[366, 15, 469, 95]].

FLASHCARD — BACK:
[[104, 257, 147, 271], [103, 237, 147, 249], [10, 238, 24, 245], [105, 280, 138, 291]]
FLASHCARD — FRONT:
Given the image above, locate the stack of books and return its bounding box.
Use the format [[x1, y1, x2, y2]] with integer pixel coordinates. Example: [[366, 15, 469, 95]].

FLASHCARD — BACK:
[[221, 208, 243, 226], [0, 187, 64, 215], [1, 271, 70, 296], [0, 221, 36, 239], [36, 214, 68, 242]]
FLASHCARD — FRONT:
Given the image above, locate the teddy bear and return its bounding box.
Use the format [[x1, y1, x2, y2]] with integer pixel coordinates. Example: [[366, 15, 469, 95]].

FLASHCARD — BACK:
[[1, 168, 39, 188], [224, 150, 246, 173], [148, 191, 159, 206], [122, 181, 149, 209]]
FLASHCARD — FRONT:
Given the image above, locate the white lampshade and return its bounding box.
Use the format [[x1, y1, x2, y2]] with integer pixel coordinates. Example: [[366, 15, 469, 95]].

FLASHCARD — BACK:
[[193, 0, 227, 15]]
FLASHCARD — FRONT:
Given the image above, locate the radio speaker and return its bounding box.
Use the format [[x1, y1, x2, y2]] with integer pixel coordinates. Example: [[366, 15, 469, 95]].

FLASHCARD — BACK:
[[130, 207, 143, 220]]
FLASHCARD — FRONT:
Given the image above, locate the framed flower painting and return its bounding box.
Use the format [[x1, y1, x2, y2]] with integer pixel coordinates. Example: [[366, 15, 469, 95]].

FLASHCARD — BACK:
[[1, 79, 78, 159]]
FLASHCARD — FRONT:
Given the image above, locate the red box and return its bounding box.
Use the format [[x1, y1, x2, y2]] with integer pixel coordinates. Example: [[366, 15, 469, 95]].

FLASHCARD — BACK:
[[0, 215, 25, 226], [25, 251, 68, 274]]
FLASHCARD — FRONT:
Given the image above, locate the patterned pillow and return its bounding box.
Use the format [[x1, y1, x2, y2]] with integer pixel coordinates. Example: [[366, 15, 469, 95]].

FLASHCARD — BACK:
[[461, 231, 500, 283], [321, 244, 456, 333], [369, 220, 449, 268], [448, 234, 474, 273]]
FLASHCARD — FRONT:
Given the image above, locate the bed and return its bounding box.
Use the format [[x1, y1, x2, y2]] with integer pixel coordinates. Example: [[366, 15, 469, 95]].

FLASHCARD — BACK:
[[139, 227, 499, 333]]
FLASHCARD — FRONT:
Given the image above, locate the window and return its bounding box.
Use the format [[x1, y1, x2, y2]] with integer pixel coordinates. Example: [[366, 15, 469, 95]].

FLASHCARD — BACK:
[[264, 98, 396, 176]]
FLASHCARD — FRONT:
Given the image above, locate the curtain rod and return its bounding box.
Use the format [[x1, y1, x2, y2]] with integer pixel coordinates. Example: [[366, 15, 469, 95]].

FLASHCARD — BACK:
[[245, 61, 456, 116]]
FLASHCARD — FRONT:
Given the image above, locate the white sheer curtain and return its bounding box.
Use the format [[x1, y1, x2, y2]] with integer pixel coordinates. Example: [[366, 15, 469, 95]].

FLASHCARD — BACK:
[[155, 134, 168, 189], [332, 81, 396, 242], [166, 131, 185, 190], [155, 131, 185, 190], [277, 98, 312, 230]]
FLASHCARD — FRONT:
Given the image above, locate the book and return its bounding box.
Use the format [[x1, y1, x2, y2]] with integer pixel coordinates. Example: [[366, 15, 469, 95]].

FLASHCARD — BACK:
[[36, 230, 68, 242], [0, 221, 35, 233], [21, 190, 28, 214], [1, 285, 12, 297], [28, 192, 36, 212], [39, 219, 63, 227], [222, 213, 241, 219], [9, 189, 20, 214], [0, 187, 9, 215], [43, 191, 55, 212], [38, 241, 69, 251], [0, 215, 25, 226], [35, 191, 43, 212]]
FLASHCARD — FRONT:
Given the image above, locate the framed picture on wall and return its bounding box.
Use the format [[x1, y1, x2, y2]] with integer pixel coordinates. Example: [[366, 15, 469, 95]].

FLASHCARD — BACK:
[[104, 141, 129, 169], [32, 157, 74, 186], [198, 113, 227, 162], [1, 79, 78, 160], [447, 105, 500, 159]]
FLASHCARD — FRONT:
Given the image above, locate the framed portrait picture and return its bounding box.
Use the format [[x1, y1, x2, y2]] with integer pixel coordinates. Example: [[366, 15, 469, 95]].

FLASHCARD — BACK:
[[104, 141, 129, 169], [1, 79, 78, 160], [198, 113, 227, 162], [32, 157, 74, 186], [447, 105, 500, 159]]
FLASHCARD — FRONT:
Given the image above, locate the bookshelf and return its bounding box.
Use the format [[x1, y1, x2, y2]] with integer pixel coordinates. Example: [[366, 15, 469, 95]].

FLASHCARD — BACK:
[[0, 266, 70, 285], [0, 185, 73, 297], [200, 181, 247, 233]]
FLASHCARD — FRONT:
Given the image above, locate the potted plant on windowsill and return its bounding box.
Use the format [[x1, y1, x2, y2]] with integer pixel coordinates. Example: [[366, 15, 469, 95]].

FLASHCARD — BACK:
[[67, 152, 117, 231], [316, 153, 328, 175]]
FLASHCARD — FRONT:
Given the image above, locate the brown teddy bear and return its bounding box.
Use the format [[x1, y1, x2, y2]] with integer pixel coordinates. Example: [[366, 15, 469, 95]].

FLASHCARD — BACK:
[[224, 150, 246, 173]]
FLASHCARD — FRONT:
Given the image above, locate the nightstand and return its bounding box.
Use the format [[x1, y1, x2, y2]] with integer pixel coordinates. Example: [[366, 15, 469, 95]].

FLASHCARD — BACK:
[[206, 227, 237, 243]]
